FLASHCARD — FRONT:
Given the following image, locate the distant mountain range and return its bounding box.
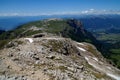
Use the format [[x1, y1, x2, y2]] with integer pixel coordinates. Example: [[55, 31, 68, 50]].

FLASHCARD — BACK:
[[0, 14, 120, 31], [78, 14, 120, 31]]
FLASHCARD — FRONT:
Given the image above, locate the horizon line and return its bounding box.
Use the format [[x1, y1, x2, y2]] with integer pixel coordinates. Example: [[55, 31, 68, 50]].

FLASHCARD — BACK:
[[0, 9, 120, 16]]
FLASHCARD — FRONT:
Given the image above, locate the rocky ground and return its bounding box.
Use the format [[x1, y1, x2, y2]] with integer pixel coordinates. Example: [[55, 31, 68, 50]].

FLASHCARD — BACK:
[[0, 35, 120, 80]]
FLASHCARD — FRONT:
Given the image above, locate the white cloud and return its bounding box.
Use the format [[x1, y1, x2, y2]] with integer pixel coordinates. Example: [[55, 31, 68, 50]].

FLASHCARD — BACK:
[[81, 9, 96, 14], [0, 9, 120, 16], [81, 9, 120, 15], [0, 13, 20, 16], [81, 11, 89, 14], [90, 9, 94, 11]]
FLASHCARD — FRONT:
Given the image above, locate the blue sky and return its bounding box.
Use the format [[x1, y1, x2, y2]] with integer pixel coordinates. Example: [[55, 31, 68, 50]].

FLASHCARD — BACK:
[[0, 0, 120, 16]]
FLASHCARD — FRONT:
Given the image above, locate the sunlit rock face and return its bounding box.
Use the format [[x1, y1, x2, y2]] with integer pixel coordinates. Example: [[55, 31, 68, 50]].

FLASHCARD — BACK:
[[0, 35, 120, 80]]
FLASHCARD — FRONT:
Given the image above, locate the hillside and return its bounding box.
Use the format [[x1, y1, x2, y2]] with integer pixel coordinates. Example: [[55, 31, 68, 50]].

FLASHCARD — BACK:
[[91, 26, 120, 69], [0, 19, 98, 49], [0, 19, 120, 80], [77, 15, 120, 68], [0, 36, 120, 80]]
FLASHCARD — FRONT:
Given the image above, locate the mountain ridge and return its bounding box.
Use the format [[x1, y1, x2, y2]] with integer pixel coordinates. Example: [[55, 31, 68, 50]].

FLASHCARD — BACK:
[[0, 19, 98, 48], [0, 35, 120, 80], [0, 19, 120, 80]]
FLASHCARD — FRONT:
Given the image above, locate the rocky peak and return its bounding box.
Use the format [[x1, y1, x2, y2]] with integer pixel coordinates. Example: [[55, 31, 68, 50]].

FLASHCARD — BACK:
[[67, 19, 85, 34], [0, 35, 120, 80]]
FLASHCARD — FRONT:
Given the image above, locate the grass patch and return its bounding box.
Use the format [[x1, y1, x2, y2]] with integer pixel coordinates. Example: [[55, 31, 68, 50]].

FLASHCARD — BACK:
[[15, 40, 23, 45], [46, 20, 69, 34], [92, 72, 106, 79], [109, 48, 120, 68], [86, 62, 94, 69], [110, 49, 120, 54], [58, 66, 68, 72], [0, 40, 11, 49], [34, 63, 46, 68], [86, 44, 98, 57], [97, 33, 120, 42], [48, 40, 63, 52], [110, 54, 120, 68]]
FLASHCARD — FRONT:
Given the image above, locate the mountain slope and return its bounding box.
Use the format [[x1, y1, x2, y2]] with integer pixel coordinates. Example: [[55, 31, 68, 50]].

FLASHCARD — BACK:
[[0, 19, 97, 42], [0, 19, 100, 52], [0, 36, 120, 80], [0, 19, 120, 80]]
